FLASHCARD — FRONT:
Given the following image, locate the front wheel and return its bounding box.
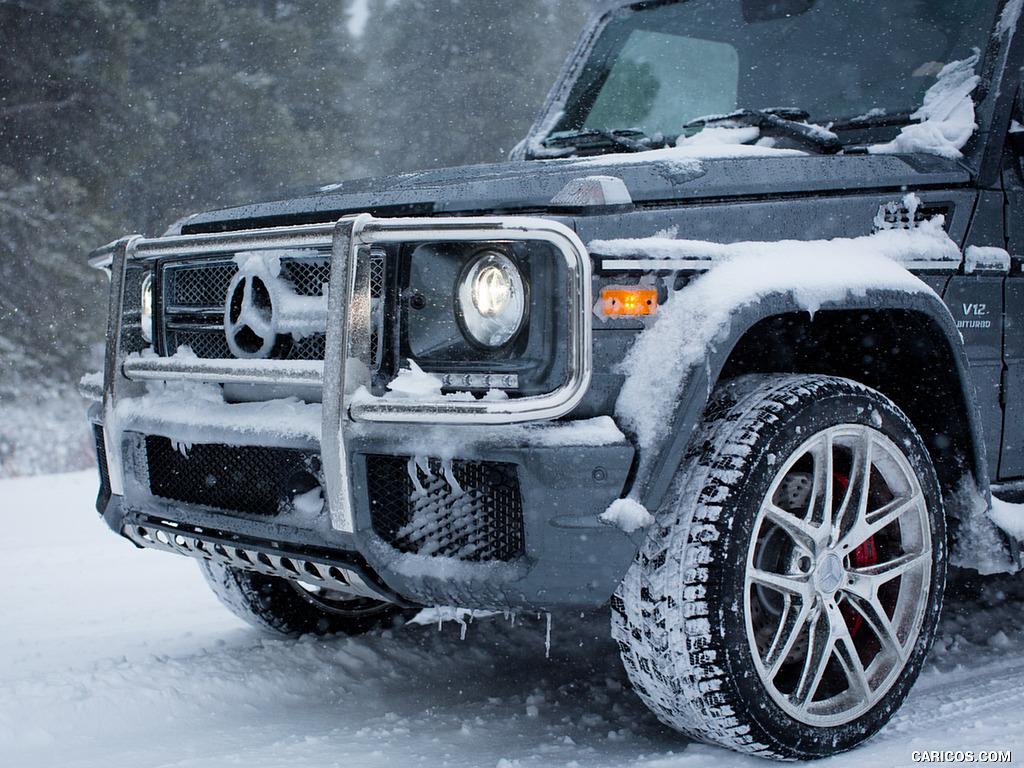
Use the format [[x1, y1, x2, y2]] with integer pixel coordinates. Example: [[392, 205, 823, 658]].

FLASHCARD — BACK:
[[613, 375, 946, 759], [200, 560, 406, 636]]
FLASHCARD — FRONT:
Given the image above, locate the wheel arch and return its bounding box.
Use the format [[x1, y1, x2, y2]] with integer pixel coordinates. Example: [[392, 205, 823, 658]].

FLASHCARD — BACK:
[[719, 306, 981, 501], [631, 288, 988, 539]]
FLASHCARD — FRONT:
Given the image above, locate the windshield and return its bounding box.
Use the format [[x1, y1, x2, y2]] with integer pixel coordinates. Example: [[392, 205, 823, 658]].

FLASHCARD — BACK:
[[552, 0, 1002, 139]]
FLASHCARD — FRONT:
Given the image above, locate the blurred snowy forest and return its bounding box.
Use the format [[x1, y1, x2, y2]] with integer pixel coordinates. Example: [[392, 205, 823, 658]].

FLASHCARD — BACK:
[[0, 0, 592, 473], [0, 0, 592, 384]]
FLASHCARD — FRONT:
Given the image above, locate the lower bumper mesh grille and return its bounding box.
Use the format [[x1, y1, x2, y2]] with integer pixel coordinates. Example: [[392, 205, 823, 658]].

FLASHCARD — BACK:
[[144, 436, 321, 517], [366, 455, 525, 562]]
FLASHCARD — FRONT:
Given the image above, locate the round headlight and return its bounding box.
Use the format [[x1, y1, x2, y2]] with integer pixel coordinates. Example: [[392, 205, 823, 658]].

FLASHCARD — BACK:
[[456, 251, 527, 348], [140, 273, 154, 344]]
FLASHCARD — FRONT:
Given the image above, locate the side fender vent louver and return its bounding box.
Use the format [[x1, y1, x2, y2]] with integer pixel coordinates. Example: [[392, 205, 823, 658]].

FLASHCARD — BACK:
[[873, 200, 952, 233]]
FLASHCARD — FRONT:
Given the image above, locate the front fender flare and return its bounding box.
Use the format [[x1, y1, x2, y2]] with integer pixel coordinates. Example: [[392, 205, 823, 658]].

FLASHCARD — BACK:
[[613, 263, 985, 516]]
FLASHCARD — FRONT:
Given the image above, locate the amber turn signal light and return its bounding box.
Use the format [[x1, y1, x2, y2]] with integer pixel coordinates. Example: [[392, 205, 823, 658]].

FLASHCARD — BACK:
[[602, 288, 657, 316]]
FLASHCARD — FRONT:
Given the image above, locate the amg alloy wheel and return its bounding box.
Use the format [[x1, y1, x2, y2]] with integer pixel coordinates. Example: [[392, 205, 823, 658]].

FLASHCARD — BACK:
[[612, 375, 946, 759], [747, 421, 932, 726]]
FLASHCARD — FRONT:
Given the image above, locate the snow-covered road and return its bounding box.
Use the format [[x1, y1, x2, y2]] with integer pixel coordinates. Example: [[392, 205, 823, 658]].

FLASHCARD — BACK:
[[2, 471, 1023, 768]]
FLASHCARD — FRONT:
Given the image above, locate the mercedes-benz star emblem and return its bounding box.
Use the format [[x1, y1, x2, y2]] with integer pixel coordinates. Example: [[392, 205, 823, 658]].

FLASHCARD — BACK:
[[225, 263, 278, 359], [815, 553, 845, 594]]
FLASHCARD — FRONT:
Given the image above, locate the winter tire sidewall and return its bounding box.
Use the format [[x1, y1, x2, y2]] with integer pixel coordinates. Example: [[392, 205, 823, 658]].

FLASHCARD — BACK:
[[614, 375, 946, 759]]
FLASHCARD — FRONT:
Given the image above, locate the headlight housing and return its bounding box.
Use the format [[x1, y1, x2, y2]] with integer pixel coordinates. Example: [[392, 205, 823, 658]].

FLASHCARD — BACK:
[[456, 251, 527, 348], [400, 234, 571, 398]]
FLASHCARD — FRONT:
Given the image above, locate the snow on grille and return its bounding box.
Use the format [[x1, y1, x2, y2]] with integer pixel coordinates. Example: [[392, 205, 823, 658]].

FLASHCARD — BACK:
[[158, 255, 330, 360], [366, 455, 525, 562], [280, 257, 331, 297]]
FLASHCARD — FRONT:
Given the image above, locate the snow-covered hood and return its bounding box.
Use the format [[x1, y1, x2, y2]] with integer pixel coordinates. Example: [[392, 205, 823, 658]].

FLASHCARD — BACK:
[[179, 151, 970, 235]]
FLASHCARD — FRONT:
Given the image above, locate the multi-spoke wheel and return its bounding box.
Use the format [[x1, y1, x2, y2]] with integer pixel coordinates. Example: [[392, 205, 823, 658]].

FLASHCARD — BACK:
[[748, 421, 934, 726], [612, 375, 945, 759], [200, 560, 407, 636]]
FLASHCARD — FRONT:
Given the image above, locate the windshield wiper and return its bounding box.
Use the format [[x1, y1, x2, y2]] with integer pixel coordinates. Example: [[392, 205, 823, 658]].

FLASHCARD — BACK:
[[684, 108, 842, 154], [828, 111, 915, 131], [541, 128, 670, 156], [539, 109, 841, 157]]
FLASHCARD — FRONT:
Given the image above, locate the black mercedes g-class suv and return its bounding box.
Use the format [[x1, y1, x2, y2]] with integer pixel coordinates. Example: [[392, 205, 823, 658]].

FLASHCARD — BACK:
[[85, 0, 1024, 759]]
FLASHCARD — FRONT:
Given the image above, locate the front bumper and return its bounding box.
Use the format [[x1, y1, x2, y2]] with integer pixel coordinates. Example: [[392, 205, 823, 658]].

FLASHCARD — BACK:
[[91, 215, 640, 611], [91, 396, 636, 610]]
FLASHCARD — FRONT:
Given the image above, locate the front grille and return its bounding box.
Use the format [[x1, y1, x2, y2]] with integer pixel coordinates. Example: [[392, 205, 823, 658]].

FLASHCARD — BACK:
[[165, 329, 233, 360], [281, 259, 330, 297], [287, 334, 326, 361], [160, 257, 235, 359], [166, 260, 237, 306], [159, 254, 329, 360], [366, 455, 525, 562], [144, 436, 322, 517]]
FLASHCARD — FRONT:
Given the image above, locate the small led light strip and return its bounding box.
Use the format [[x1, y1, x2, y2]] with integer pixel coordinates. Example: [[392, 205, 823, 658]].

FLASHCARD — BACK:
[[440, 372, 519, 389]]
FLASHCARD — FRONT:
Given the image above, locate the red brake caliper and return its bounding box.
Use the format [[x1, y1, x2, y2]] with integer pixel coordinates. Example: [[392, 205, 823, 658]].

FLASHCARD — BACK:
[[833, 473, 877, 636]]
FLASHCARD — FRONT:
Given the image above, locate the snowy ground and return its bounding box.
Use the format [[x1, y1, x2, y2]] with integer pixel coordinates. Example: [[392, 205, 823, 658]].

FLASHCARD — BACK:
[[2, 471, 1023, 768]]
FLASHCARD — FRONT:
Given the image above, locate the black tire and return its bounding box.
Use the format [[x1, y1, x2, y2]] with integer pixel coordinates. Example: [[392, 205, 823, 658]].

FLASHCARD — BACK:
[[612, 375, 946, 759], [200, 560, 406, 636]]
